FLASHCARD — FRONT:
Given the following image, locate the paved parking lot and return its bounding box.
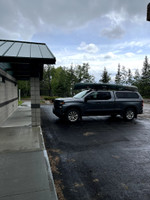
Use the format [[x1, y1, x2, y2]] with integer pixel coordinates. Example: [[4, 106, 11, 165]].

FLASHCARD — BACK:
[[41, 103, 150, 200]]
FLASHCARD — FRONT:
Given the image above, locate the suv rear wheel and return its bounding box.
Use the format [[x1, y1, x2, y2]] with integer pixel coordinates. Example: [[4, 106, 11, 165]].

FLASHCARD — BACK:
[[124, 108, 135, 121], [66, 109, 80, 122]]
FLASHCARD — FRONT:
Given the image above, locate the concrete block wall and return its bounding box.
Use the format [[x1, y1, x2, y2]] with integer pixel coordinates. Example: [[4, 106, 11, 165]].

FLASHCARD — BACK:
[[0, 67, 18, 124], [30, 77, 41, 126]]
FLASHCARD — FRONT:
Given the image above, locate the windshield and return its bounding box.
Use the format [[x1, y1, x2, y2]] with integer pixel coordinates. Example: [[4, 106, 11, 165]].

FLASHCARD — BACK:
[[73, 90, 90, 99]]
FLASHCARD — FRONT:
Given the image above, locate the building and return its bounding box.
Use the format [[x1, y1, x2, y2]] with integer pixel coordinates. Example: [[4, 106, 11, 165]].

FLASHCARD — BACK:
[[0, 39, 56, 126]]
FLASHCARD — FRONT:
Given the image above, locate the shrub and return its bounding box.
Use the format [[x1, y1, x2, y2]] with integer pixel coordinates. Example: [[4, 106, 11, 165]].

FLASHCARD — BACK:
[[43, 96, 59, 102]]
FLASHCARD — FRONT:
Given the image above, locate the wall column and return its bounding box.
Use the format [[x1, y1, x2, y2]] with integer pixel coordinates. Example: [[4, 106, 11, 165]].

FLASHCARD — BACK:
[[30, 77, 40, 126]]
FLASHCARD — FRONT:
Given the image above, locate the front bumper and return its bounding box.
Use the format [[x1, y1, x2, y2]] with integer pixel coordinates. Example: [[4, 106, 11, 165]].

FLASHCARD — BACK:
[[53, 107, 65, 118]]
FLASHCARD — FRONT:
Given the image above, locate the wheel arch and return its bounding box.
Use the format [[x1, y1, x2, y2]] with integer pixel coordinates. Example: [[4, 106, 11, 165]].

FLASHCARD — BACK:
[[65, 106, 82, 122], [65, 106, 82, 114], [123, 106, 137, 121], [124, 106, 137, 115]]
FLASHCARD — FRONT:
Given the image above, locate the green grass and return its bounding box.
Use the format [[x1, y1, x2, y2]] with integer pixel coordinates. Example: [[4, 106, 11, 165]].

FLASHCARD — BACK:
[[18, 100, 23, 106]]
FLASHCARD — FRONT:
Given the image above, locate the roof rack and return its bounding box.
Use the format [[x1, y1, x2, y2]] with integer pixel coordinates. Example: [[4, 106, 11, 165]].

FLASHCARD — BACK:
[[74, 83, 138, 92]]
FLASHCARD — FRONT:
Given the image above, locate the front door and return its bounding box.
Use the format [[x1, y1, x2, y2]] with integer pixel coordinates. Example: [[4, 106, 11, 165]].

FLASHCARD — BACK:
[[84, 91, 114, 115]]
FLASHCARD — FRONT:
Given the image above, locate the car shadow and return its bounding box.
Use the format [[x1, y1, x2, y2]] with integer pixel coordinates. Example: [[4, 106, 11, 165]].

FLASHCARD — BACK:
[[54, 115, 137, 128]]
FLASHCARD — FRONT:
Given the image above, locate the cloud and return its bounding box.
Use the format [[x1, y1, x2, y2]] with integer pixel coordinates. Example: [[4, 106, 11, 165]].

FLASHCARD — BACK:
[[101, 11, 126, 39], [103, 52, 117, 59], [125, 52, 135, 57], [0, 0, 149, 40], [77, 42, 99, 53], [137, 50, 143, 53], [101, 25, 125, 39]]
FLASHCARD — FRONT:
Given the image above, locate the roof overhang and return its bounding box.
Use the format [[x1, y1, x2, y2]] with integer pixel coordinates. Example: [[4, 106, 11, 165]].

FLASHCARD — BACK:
[[0, 39, 56, 80]]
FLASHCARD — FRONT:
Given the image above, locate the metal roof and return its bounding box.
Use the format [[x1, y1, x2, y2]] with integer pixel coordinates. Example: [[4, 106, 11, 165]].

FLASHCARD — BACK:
[[0, 39, 56, 64], [0, 39, 56, 80]]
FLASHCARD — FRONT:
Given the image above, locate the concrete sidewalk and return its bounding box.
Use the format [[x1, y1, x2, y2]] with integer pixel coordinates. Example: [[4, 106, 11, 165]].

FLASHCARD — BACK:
[[0, 102, 58, 200]]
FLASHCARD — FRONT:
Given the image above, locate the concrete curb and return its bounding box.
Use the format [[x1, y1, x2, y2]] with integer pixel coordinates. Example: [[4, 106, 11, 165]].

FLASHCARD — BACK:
[[39, 127, 58, 200]]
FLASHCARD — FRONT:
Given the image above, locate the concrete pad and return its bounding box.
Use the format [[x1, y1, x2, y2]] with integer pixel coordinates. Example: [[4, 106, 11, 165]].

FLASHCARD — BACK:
[[21, 101, 31, 107], [0, 190, 51, 200], [0, 151, 50, 198], [0, 107, 31, 127], [0, 126, 43, 153], [0, 103, 58, 200]]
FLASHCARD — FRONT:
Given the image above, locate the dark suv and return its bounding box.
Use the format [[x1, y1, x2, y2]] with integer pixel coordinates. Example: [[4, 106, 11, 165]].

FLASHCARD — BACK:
[[53, 89, 143, 122]]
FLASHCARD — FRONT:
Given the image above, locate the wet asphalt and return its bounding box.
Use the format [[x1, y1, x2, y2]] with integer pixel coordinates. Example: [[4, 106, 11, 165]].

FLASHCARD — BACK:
[[41, 104, 150, 200]]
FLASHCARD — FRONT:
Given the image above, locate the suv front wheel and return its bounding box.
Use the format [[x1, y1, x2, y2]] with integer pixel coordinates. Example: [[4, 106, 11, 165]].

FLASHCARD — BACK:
[[123, 108, 135, 121], [66, 108, 80, 123]]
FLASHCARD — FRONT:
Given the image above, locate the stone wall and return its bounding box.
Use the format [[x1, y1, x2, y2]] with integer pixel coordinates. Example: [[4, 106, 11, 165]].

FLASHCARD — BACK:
[[0, 66, 18, 124]]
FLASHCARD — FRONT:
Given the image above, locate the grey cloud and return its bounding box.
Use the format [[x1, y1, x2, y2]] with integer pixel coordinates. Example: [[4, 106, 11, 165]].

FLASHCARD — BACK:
[[103, 52, 116, 59], [101, 25, 125, 39], [0, 0, 149, 40]]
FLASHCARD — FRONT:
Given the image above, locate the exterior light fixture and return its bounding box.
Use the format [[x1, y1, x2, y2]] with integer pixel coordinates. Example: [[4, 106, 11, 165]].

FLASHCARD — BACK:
[[0, 75, 5, 83], [147, 3, 150, 21]]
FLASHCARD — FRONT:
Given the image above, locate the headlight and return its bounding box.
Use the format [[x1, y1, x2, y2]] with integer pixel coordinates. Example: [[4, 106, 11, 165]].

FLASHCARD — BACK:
[[60, 101, 65, 105]]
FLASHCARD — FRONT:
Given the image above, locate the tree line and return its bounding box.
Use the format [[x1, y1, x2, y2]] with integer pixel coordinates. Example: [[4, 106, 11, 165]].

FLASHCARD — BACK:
[[18, 56, 150, 98]]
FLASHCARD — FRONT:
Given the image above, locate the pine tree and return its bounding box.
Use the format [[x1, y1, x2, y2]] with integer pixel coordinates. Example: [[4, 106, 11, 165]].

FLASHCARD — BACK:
[[133, 69, 140, 83], [120, 66, 128, 84], [115, 64, 121, 84], [141, 56, 150, 84], [140, 56, 150, 97], [99, 67, 111, 83], [75, 63, 94, 83], [127, 69, 133, 85]]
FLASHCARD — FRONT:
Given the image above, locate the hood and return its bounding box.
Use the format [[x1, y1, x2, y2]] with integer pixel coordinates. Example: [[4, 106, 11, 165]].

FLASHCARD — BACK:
[[55, 97, 83, 102]]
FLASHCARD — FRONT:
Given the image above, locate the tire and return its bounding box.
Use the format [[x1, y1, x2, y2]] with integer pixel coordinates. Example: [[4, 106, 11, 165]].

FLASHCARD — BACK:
[[123, 108, 135, 121], [66, 108, 80, 123]]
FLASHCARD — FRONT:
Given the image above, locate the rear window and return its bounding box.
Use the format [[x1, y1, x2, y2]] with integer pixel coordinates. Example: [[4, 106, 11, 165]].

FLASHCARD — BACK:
[[116, 92, 139, 99]]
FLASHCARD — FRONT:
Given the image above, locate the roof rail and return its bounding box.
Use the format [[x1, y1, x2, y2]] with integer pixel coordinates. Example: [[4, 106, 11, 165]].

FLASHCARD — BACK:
[[74, 83, 138, 91]]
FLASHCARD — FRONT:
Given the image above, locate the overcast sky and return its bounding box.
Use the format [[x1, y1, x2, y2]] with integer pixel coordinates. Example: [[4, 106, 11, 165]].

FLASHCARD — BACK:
[[0, 0, 150, 81]]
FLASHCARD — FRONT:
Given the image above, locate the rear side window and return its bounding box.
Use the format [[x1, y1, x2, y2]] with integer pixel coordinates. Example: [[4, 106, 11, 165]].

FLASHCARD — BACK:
[[116, 92, 139, 99]]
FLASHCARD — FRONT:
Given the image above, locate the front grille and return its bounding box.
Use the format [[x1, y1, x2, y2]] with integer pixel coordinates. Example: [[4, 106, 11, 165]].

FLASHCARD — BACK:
[[54, 100, 60, 108]]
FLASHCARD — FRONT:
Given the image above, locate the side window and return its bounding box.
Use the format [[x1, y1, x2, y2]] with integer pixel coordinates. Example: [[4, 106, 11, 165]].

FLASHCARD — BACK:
[[86, 91, 111, 100], [97, 92, 111, 100], [86, 92, 97, 100], [116, 92, 139, 99]]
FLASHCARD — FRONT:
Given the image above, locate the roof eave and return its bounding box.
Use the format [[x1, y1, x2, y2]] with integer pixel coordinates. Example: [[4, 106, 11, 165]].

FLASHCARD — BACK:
[[0, 56, 56, 65]]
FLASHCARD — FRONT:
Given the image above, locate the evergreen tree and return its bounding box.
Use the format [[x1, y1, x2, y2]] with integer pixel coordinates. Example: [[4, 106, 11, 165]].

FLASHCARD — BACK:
[[133, 69, 140, 84], [115, 64, 121, 84], [99, 67, 111, 83], [120, 66, 128, 84], [141, 56, 150, 84], [67, 64, 77, 96], [75, 63, 94, 83], [140, 56, 150, 97], [127, 69, 133, 85]]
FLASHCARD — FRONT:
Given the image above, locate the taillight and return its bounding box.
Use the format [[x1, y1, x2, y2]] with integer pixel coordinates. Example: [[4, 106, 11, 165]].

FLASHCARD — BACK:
[[142, 100, 144, 107]]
